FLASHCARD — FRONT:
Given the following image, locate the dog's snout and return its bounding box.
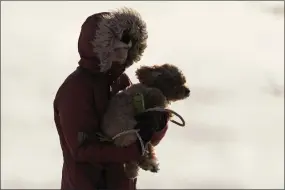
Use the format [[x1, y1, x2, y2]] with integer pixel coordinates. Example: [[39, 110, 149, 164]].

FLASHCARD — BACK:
[[185, 88, 190, 96]]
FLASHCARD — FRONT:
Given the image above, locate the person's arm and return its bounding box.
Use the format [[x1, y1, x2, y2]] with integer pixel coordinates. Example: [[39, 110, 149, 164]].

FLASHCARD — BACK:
[[57, 82, 141, 164], [111, 73, 132, 95], [150, 124, 169, 146], [135, 111, 169, 147]]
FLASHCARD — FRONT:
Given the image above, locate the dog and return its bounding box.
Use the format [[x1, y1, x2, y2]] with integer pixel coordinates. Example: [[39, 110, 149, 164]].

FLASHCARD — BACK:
[[99, 63, 190, 179]]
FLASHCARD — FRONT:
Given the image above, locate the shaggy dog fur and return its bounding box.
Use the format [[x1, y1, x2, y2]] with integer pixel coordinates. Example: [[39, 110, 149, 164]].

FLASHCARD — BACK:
[[100, 63, 190, 179]]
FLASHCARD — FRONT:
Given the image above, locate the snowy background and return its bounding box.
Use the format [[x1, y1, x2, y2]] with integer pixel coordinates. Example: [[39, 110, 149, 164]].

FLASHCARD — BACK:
[[1, 1, 284, 189]]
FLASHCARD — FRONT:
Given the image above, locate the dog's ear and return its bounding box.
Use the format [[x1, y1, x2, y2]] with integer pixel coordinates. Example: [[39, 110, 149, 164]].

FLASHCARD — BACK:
[[136, 66, 158, 86]]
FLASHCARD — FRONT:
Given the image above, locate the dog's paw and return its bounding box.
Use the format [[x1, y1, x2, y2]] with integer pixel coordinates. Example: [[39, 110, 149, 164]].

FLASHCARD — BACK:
[[139, 157, 160, 173], [150, 162, 160, 173]]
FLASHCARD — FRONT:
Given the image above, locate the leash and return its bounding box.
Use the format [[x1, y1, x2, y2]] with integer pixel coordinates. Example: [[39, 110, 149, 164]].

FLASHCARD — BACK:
[[108, 93, 185, 154], [80, 93, 186, 156], [143, 107, 186, 127], [96, 106, 186, 156], [96, 129, 147, 156], [133, 92, 185, 127]]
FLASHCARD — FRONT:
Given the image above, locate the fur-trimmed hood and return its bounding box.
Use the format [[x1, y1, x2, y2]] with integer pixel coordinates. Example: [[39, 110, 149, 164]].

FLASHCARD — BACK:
[[78, 7, 148, 74]]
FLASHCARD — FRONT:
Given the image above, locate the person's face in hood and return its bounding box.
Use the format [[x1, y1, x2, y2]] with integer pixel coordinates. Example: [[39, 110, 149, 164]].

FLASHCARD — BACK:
[[111, 36, 133, 64], [78, 8, 148, 79], [109, 28, 134, 78]]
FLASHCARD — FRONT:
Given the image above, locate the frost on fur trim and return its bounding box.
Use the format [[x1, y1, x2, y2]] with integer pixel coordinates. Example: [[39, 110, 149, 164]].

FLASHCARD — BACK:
[[91, 7, 148, 72]]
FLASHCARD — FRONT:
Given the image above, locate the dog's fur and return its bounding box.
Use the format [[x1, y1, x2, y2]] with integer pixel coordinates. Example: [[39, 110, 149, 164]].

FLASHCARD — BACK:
[[101, 63, 190, 178]]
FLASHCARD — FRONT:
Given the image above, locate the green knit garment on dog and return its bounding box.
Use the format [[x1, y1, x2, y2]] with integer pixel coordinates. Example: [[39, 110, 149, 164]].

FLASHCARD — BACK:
[[133, 93, 145, 114]]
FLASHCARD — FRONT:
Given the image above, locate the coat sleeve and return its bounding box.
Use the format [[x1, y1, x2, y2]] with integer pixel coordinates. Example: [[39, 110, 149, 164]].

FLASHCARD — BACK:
[[150, 124, 169, 146], [56, 81, 141, 164], [111, 73, 132, 95]]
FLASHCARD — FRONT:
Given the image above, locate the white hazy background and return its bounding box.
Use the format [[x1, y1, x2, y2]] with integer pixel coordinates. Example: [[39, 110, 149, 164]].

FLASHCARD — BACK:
[[1, 1, 284, 189]]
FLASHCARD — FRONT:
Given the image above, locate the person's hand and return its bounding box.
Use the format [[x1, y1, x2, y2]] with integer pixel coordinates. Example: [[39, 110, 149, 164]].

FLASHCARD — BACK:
[[111, 73, 132, 95], [108, 63, 126, 83]]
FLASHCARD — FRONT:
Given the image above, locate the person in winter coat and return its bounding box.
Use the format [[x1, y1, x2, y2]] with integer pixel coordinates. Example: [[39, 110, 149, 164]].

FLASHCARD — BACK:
[[53, 8, 169, 190]]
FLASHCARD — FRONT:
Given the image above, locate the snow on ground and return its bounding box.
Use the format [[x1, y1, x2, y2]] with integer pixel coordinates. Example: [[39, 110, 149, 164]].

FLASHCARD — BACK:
[[1, 1, 284, 189]]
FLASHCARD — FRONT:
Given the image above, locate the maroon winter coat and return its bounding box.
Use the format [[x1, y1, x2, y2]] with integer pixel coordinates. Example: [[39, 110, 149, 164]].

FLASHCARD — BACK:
[[53, 9, 168, 190]]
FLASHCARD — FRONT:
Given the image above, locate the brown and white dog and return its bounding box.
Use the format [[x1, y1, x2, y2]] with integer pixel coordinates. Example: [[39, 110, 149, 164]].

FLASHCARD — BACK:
[[101, 63, 190, 179]]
